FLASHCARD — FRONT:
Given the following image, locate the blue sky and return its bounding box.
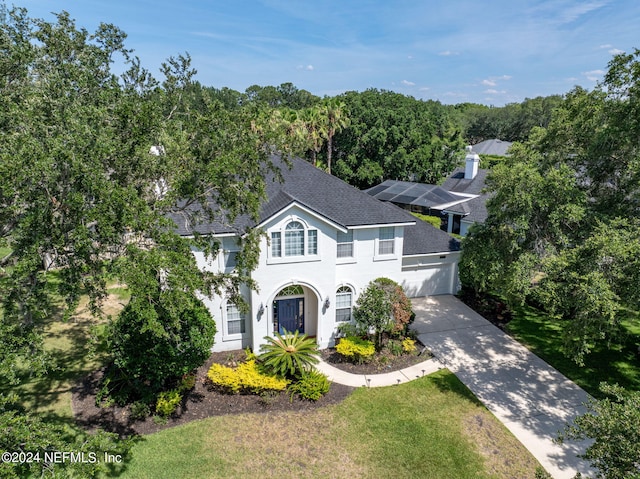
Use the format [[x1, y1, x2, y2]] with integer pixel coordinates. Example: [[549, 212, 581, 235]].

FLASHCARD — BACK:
[[12, 0, 640, 105]]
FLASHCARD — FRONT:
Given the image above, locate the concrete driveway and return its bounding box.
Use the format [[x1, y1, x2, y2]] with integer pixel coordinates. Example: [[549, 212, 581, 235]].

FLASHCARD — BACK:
[[411, 295, 593, 479]]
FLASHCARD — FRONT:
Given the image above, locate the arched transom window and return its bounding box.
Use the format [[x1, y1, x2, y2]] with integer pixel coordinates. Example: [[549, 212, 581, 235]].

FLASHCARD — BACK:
[[271, 220, 318, 258]]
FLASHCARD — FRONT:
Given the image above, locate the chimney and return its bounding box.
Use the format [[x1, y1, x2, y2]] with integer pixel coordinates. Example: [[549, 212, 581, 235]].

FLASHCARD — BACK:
[[464, 146, 480, 180]]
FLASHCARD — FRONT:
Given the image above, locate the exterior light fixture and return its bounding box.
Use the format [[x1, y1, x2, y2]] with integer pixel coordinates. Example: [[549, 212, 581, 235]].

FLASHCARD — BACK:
[[324, 296, 330, 309]]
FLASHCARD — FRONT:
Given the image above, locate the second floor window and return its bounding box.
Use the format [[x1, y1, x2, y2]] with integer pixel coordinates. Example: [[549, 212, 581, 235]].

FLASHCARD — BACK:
[[378, 227, 395, 255], [337, 230, 353, 258], [285, 221, 304, 256], [271, 220, 318, 258]]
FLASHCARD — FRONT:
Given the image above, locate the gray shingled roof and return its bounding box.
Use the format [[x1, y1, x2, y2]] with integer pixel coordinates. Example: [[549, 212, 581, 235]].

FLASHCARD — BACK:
[[365, 179, 463, 209], [402, 215, 461, 255], [461, 194, 489, 223], [471, 139, 513, 156], [168, 156, 459, 254], [441, 168, 489, 195]]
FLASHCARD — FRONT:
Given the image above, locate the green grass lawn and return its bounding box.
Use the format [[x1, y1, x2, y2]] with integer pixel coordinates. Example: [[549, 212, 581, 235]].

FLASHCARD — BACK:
[[507, 304, 640, 397], [118, 371, 540, 479], [3, 280, 129, 421]]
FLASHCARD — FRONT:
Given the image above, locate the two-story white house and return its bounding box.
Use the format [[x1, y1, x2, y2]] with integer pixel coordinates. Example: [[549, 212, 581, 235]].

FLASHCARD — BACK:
[[170, 156, 461, 352]]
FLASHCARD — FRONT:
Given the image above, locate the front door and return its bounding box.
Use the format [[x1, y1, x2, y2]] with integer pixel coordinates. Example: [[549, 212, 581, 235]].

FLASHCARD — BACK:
[[275, 298, 304, 334]]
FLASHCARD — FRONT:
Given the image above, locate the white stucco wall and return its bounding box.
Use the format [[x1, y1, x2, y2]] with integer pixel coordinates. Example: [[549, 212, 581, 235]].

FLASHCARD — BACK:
[[192, 204, 459, 353]]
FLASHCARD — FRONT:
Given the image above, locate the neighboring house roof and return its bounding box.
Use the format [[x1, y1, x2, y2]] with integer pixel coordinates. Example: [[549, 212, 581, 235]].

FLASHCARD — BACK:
[[460, 194, 489, 223], [441, 168, 489, 195], [169, 156, 460, 254], [471, 138, 513, 156], [365, 180, 465, 210]]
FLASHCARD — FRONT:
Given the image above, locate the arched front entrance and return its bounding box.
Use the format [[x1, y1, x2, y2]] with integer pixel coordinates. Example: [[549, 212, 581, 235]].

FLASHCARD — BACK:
[[272, 284, 319, 338]]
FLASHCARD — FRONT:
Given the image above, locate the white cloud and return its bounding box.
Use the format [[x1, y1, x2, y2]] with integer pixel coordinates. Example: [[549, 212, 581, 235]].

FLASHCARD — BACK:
[[557, 1, 609, 24], [438, 50, 459, 56], [401, 80, 416, 86], [484, 89, 506, 94], [482, 79, 496, 86], [609, 48, 624, 55], [599, 44, 612, 49], [584, 69, 605, 81], [296, 64, 314, 71], [419, 87, 430, 92]]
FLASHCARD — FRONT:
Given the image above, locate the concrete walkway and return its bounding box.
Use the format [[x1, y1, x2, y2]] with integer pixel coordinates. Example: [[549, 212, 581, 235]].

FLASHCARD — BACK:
[[411, 295, 593, 479], [316, 356, 441, 388]]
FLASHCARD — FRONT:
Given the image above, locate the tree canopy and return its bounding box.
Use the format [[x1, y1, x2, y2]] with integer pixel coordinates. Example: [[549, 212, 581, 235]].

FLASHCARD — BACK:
[[0, 6, 286, 475], [460, 50, 640, 364], [330, 89, 464, 188]]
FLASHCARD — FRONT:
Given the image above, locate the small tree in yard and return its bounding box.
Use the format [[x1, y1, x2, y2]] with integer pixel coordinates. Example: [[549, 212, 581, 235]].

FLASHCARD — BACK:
[[353, 278, 413, 350]]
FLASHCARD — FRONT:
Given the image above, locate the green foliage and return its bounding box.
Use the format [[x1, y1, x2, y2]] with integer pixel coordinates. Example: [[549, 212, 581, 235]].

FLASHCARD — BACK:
[[336, 336, 376, 364], [557, 383, 640, 479], [179, 373, 197, 392], [352, 278, 413, 349], [461, 50, 640, 362], [331, 89, 464, 188], [106, 290, 215, 396], [288, 370, 330, 401], [259, 329, 320, 378], [207, 360, 289, 394], [458, 95, 563, 144], [411, 212, 442, 229], [129, 400, 152, 420], [0, 405, 130, 478], [155, 389, 183, 417], [0, 3, 284, 409]]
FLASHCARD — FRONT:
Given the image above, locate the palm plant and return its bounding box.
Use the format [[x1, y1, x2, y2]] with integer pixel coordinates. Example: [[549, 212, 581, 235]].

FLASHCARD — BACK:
[[259, 329, 320, 378]]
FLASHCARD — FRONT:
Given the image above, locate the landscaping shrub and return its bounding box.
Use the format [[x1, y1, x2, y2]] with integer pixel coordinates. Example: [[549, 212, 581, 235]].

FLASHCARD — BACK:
[[129, 400, 151, 420], [259, 329, 320, 378], [402, 338, 417, 353], [388, 339, 404, 356], [106, 292, 216, 399], [155, 389, 182, 417], [207, 360, 289, 394], [336, 336, 375, 364], [179, 373, 196, 392], [289, 370, 330, 401]]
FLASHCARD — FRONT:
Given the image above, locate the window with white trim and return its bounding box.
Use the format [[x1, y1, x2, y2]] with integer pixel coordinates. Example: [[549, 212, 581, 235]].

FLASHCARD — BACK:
[[378, 227, 395, 255], [225, 302, 246, 335], [307, 229, 317, 255], [270, 220, 318, 259], [336, 230, 353, 258], [271, 232, 281, 257], [285, 221, 304, 256], [335, 286, 353, 322]]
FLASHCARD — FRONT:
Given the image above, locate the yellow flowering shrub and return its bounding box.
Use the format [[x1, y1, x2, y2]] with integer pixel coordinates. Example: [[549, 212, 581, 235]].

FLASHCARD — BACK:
[[402, 338, 417, 353], [336, 336, 375, 364], [207, 360, 289, 394]]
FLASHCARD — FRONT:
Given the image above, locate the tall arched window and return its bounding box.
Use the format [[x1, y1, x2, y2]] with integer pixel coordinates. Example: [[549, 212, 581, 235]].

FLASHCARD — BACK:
[[285, 221, 304, 256], [335, 286, 353, 322]]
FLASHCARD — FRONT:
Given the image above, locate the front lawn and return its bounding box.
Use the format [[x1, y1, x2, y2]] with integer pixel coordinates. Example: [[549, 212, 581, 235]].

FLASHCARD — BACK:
[[118, 370, 541, 479], [507, 304, 640, 397]]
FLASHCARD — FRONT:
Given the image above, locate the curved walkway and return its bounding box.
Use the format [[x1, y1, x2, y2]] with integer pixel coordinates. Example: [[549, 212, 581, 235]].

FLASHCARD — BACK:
[[315, 357, 441, 388]]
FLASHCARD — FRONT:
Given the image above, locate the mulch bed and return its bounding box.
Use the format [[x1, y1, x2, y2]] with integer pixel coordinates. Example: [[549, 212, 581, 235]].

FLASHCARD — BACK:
[[71, 351, 354, 437], [457, 288, 513, 331], [320, 340, 432, 375]]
